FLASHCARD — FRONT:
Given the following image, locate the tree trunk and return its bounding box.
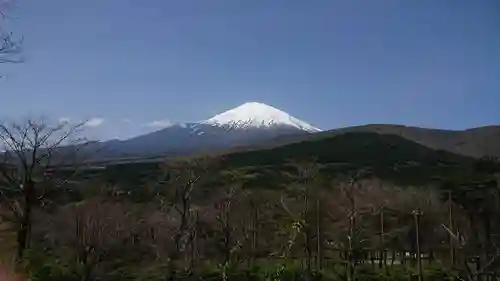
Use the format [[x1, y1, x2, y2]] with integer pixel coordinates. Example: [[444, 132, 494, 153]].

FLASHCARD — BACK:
[[347, 214, 355, 281], [448, 190, 455, 267], [251, 201, 259, 265], [379, 207, 385, 270], [17, 180, 34, 260], [414, 210, 423, 281], [16, 205, 31, 260], [305, 229, 312, 279], [82, 264, 92, 281], [482, 212, 491, 263], [223, 201, 231, 265], [316, 197, 322, 271], [189, 211, 199, 275]]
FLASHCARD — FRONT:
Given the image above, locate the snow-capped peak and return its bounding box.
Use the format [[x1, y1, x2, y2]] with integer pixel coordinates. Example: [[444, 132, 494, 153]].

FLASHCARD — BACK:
[[201, 102, 321, 133]]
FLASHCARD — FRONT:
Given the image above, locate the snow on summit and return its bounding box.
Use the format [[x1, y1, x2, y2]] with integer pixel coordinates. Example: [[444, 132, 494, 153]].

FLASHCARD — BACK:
[[202, 102, 321, 133]]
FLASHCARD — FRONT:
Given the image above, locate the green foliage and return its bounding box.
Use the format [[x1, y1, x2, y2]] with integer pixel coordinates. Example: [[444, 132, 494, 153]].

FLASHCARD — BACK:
[[424, 263, 459, 281], [131, 264, 168, 281], [17, 251, 468, 281], [356, 265, 414, 281], [21, 249, 80, 281]]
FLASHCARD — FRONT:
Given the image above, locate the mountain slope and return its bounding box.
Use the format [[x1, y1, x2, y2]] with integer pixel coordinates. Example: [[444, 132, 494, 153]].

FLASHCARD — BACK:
[[223, 132, 473, 167], [218, 131, 496, 186], [316, 124, 500, 158], [102, 132, 495, 190], [96, 102, 320, 159], [227, 124, 500, 159]]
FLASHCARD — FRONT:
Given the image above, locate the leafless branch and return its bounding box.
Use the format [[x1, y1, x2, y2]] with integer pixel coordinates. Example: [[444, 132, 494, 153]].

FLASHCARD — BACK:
[[0, 117, 92, 259], [0, 32, 22, 64], [0, 0, 22, 65]]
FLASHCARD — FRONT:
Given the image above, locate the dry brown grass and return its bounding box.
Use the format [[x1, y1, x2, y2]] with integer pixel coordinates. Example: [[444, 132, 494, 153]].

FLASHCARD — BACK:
[[0, 218, 17, 268], [0, 265, 24, 281]]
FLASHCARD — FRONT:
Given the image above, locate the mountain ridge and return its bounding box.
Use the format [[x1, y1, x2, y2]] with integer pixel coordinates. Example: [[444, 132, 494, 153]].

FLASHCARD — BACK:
[[227, 124, 500, 159]]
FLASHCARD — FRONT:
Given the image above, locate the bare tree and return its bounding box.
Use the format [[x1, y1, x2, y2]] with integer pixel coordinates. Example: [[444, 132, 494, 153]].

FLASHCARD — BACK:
[[239, 187, 266, 266], [279, 160, 322, 280], [0, 1, 22, 66], [0, 31, 21, 64], [442, 180, 500, 281], [215, 183, 241, 266], [40, 199, 143, 281], [321, 169, 371, 281], [342, 172, 362, 281], [0, 117, 89, 260], [206, 170, 256, 274], [160, 156, 218, 280]]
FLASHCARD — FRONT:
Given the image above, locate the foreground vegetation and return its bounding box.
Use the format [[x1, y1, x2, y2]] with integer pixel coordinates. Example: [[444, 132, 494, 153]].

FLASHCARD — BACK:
[[1, 118, 500, 281], [4, 167, 500, 281]]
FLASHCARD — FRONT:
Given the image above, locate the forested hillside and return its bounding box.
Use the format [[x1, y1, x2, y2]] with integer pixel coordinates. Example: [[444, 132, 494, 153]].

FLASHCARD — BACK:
[[237, 124, 500, 159]]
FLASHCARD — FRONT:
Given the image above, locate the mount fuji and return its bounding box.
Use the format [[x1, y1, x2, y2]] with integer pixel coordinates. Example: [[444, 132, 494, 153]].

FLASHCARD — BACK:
[[97, 102, 322, 159], [201, 102, 321, 133]]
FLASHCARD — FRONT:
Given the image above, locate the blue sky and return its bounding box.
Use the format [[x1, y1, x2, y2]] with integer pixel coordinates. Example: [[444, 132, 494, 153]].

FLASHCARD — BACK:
[[1, 0, 499, 140]]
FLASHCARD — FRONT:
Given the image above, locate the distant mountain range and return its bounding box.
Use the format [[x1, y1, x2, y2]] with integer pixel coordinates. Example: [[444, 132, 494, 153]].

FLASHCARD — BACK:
[[80, 102, 499, 163]]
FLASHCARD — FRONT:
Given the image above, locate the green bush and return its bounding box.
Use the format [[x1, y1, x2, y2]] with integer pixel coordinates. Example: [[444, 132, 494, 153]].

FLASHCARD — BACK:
[[20, 254, 464, 281], [22, 249, 80, 281], [424, 263, 459, 281]]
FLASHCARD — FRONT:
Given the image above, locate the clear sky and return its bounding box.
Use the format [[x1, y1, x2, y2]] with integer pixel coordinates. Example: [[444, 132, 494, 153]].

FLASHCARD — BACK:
[[1, 0, 499, 140]]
